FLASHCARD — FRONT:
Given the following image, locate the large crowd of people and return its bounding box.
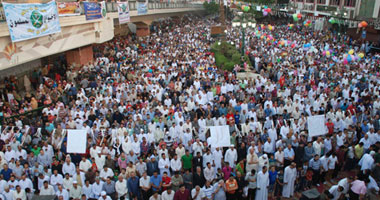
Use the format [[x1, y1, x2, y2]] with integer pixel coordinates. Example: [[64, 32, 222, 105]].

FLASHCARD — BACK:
[[0, 13, 379, 200]]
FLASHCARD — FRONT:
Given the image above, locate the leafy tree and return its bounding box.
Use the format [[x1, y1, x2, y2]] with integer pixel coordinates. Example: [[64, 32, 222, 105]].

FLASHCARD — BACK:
[[211, 41, 251, 71], [203, 2, 219, 15], [239, 0, 275, 4]]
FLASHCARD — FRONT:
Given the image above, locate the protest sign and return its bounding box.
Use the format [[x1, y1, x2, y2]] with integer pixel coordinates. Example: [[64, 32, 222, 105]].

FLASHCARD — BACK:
[[307, 115, 327, 137], [209, 125, 231, 147], [67, 130, 87, 154]]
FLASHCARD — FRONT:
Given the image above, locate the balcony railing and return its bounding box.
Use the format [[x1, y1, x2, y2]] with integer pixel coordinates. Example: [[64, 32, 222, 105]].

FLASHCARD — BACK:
[[316, 5, 338, 12], [0, 1, 203, 23]]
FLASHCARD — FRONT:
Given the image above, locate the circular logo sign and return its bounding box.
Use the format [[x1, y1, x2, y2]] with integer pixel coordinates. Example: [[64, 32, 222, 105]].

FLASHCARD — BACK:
[[30, 10, 43, 28]]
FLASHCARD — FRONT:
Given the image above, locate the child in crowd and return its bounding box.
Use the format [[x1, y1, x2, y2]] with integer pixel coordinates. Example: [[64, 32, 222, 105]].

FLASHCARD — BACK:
[[305, 168, 314, 190], [269, 154, 276, 167], [268, 166, 277, 194], [274, 168, 284, 200]]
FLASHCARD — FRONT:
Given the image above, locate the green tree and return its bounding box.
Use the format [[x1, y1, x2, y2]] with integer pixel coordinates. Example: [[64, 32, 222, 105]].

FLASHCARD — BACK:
[[203, 2, 219, 15], [212, 41, 251, 71]]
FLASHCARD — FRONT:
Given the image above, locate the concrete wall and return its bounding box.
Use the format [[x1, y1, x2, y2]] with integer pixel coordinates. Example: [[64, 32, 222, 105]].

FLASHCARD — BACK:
[[66, 45, 94, 67], [0, 16, 114, 71], [0, 59, 41, 79]]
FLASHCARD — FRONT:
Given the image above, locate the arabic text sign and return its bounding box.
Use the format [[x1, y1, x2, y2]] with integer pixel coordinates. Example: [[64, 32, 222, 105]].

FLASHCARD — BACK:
[[137, 0, 148, 15], [117, 1, 130, 24], [209, 125, 231, 148], [307, 115, 327, 138], [57, 2, 81, 16], [83, 1, 102, 21], [67, 129, 87, 154], [3, 1, 61, 42]]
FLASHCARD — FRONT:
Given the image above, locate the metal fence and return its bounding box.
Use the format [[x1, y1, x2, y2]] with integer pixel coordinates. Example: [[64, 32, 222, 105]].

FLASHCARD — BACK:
[[0, 1, 203, 23]]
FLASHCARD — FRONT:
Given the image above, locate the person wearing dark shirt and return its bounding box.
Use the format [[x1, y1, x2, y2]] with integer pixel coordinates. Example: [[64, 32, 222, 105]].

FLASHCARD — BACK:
[[71, 153, 81, 166], [0, 164, 13, 181], [237, 142, 247, 162], [174, 185, 190, 200], [147, 156, 159, 176], [127, 172, 140, 199], [236, 172, 247, 198], [51, 158, 63, 175], [295, 143, 305, 167], [192, 152, 203, 171], [193, 167, 205, 188]]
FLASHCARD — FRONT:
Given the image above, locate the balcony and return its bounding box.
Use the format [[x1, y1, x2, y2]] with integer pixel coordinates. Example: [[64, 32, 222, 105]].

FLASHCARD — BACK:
[[316, 5, 338, 12], [0, 1, 203, 23], [0, 0, 204, 71]]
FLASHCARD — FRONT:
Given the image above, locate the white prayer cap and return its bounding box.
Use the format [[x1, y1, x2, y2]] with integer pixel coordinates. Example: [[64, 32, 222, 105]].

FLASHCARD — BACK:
[[101, 191, 106, 196], [150, 155, 156, 159], [230, 144, 234, 147], [73, 181, 77, 184], [370, 151, 376, 156]]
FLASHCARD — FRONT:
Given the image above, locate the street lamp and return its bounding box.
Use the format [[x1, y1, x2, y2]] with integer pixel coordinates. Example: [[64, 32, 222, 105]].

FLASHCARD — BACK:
[[332, 9, 348, 40], [231, 7, 256, 57]]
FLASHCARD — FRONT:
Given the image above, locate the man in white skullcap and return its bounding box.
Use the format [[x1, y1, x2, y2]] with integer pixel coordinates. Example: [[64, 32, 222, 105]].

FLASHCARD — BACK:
[[258, 154, 269, 172], [69, 181, 82, 200], [99, 191, 112, 200]]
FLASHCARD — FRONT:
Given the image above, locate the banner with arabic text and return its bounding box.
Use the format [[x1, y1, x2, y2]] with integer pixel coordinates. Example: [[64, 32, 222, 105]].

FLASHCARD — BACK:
[[57, 2, 81, 16], [83, 1, 102, 21], [137, 0, 148, 15], [2, 0, 61, 42], [117, 1, 130, 24]]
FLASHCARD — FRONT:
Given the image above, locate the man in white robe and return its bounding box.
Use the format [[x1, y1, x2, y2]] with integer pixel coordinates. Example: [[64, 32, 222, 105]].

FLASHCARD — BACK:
[[50, 170, 63, 191], [358, 151, 375, 172], [282, 162, 297, 198], [91, 178, 104, 199], [202, 149, 214, 168], [255, 166, 269, 200], [224, 145, 237, 169], [258, 154, 269, 171], [212, 147, 223, 171], [170, 154, 182, 172], [158, 153, 171, 176], [246, 147, 259, 172], [122, 137, 132, 154]]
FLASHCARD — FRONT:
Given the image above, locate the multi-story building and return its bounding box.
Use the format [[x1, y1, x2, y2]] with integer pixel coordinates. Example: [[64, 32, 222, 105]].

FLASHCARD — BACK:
[[288, 0, 380, 19], [286, 0, 380, 29]]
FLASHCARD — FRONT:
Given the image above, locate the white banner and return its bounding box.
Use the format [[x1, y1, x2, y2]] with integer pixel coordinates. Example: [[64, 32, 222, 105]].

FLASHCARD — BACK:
[[307, 115, 327, 138], [117, 1, 130, 24], [3, 0, 61, 42], [209, 125, 231, 148], [67, 130, 87, 154]]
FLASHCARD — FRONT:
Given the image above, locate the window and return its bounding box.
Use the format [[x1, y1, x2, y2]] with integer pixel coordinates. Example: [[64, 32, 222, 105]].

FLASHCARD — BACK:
[[330, 0, 340, 6], [317, 0, 326, 4], [344, 0, 356, 7], [306, 0, 314, 3], [297, 0, 304, 2]]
